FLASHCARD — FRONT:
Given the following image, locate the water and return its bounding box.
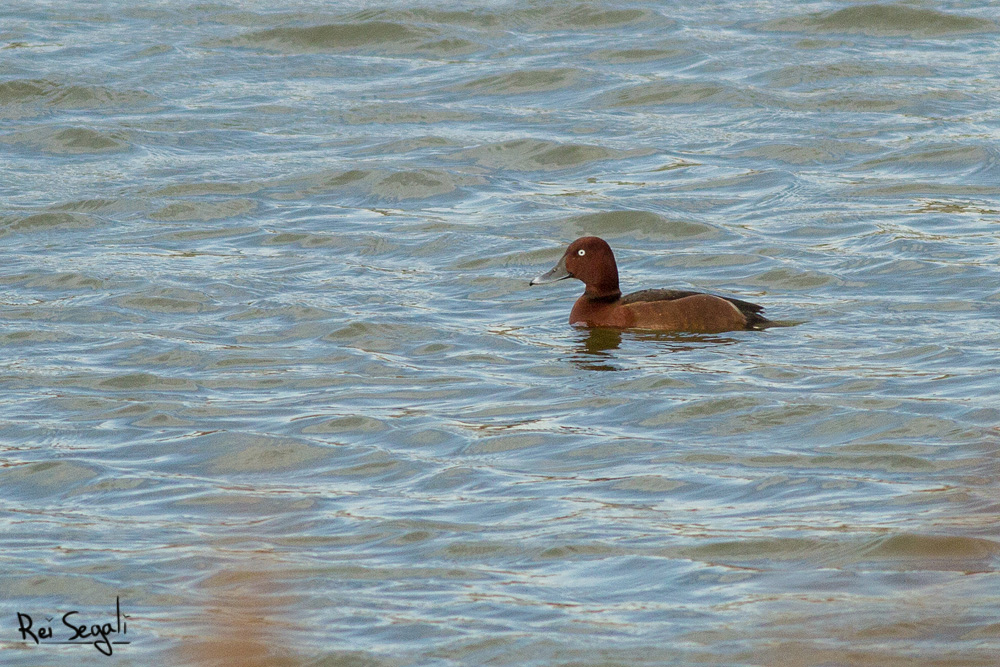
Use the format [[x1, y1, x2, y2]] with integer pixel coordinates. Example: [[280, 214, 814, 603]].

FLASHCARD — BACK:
[[2, 1, 999, 664]]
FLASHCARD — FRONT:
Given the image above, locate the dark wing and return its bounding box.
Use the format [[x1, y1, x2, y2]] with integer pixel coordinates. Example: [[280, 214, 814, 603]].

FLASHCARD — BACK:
[[620, 289, 703, 305], [620, 289, 771, 329]]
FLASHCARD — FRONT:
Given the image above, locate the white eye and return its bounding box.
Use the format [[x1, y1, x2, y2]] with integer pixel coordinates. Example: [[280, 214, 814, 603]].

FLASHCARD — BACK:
[[577, 249, 586, 256]]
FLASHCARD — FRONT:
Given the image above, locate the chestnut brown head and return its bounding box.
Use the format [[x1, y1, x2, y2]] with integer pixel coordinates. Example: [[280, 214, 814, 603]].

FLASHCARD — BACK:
[[530, 236, 621, 299]]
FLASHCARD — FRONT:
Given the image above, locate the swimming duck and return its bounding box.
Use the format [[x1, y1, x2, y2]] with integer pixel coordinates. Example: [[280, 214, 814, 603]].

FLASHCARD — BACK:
[[530, 236, 771, 332]]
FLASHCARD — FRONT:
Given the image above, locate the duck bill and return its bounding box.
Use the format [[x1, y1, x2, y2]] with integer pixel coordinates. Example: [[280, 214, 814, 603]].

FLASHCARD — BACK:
[[530, 254, 572, 285]]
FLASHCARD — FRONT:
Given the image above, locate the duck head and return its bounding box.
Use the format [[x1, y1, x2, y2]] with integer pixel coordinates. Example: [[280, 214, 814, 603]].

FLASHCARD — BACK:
[[530, 236, 621, 299]]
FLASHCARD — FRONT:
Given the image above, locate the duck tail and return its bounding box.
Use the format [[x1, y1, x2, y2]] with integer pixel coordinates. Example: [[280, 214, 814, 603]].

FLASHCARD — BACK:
[[745, 312, 773, 330]]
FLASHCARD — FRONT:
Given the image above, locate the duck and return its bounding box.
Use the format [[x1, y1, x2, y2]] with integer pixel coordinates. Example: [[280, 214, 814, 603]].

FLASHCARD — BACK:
[[530, 236, 771, 333]]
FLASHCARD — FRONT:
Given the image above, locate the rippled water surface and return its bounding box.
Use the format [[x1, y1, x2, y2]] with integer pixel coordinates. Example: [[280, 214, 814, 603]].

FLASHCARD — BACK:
[[2, 1, 1000, 664]]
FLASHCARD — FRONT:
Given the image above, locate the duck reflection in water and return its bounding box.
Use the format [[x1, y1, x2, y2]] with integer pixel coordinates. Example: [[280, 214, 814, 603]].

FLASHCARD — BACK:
[[571, 327, 742, 371]]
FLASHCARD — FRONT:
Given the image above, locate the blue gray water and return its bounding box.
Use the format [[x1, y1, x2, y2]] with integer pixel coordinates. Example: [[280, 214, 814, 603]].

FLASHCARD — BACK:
[[2, 1, 1000, 664]]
